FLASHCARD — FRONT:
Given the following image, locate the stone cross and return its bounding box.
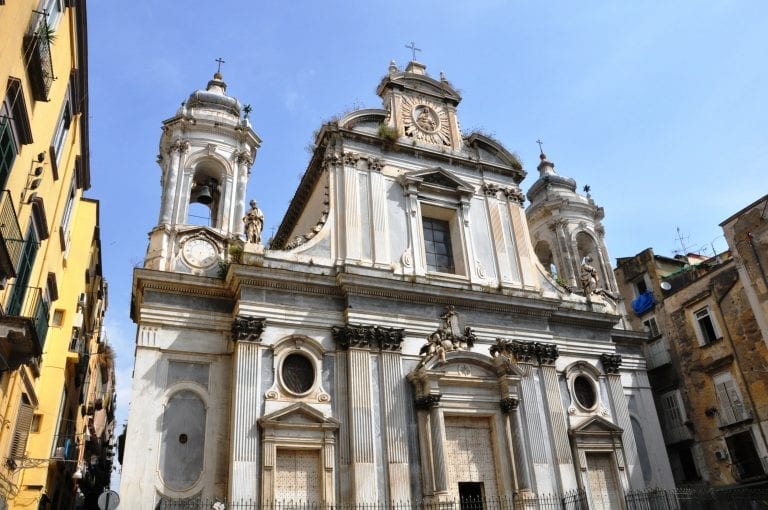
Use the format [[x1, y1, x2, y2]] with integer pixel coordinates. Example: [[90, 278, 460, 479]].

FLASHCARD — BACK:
[[536, 139, 544, 154], [405, 42, 421, 61], [215, 57, 226, 74]]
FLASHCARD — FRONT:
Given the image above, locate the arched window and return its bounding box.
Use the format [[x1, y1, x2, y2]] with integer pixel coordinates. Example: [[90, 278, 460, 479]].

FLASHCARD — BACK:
[[159, 390, 206, 491], [186, 160, 223, 228], [534, 240, 556, 276]]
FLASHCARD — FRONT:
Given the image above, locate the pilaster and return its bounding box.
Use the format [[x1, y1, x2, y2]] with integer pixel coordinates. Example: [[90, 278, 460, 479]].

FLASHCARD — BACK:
[[229, 316, 266, 502], [601, 354, 642, 490]]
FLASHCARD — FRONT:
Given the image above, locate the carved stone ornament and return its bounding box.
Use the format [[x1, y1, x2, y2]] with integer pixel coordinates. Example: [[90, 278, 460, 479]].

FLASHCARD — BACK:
[[231, 315, 266, 342], [235, 150, 253, 166], [169, 139, 190, 154], [490, 338, 560, 365], [481, 183, 525, 205], [342, 151, 360, 166], [367, 157, 384, 172], [414, 394, 442, 410], [331, 324, 405, 351], [416, 306, 477, 367], [500, 397, 519, 413], [402, 96, 451, 146], [286, 186, 330, 249], [322, 152, 341, 169], [600, 353, 622, 374]]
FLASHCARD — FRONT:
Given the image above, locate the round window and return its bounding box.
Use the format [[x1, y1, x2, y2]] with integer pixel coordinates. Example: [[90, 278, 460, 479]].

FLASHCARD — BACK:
[[574, 375, 596, 409], [282, 353, 314, 394]]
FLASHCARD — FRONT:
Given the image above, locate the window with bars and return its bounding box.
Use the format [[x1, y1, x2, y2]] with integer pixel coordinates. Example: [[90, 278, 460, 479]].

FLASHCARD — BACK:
[[422, 217, 455, 273]]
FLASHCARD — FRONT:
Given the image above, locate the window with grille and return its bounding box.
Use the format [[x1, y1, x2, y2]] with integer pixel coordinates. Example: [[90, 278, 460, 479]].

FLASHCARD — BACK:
[[423, 217, 454, 273]]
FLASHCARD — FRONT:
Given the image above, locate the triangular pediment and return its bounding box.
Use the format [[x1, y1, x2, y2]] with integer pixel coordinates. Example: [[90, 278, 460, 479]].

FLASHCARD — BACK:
[[571, 415, 623, 435], [404, 168, 474, 195], [259, 403, 339, 428]]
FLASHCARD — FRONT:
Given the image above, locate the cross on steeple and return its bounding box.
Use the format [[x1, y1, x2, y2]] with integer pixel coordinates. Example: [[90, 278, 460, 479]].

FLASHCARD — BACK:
[[405, 42, 421, 61], [215, 57, 226, 74], [536, 139, 544, 155]]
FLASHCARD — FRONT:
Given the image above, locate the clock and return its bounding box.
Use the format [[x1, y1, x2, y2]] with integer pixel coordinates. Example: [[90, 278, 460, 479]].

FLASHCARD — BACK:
[[182, 238, 218, 268]]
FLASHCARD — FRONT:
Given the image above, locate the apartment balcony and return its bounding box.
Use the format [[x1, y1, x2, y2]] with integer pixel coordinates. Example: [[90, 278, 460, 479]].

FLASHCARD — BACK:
[[662, 423, 694, 445], [646, 335, 672, 369], [0, 286, 49, 370], [24, 28, 54, 101], [0, 190, 24, 282], [718, 404, 753, 429]]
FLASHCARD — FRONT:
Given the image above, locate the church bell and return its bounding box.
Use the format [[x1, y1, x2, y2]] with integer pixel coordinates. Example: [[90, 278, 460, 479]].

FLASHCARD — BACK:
[[195, 185, 214, 205]]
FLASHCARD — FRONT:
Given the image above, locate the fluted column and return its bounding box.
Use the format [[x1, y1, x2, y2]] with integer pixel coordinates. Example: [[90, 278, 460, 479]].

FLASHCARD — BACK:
[[369, 163, 390, 267], [342, 160, 361, 261], [159, 140, 186, 225], [503, 399, 532, 492], [229, 316, 266, 502], [602, 354, 641, 489], [540, 362, 577, 490], [380, 351, 411, 502], [347, 348, 376, 502], [233, 152, 251, 235], [518, 364, 548, 493]]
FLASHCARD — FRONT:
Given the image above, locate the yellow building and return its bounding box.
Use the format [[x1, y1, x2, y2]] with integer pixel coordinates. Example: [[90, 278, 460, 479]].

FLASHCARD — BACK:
[[0, 1, 113, 508]]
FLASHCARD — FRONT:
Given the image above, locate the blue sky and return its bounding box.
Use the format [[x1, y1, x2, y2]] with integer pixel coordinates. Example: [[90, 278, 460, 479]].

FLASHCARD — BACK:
[[86, 1, 768, 481]]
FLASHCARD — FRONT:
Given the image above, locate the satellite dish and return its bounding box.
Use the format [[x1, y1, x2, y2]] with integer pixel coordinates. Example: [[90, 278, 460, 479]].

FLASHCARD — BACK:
[[660, 281, 672, 291]]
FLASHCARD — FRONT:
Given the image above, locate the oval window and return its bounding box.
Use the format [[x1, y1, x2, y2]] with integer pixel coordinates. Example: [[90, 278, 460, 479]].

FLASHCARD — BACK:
[[282, 353, 314, 394], [574, 375, 596, 409]]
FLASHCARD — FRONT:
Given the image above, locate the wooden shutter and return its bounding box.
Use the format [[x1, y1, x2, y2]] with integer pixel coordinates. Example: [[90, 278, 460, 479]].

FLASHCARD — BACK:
[[9, 401, 34, 460]]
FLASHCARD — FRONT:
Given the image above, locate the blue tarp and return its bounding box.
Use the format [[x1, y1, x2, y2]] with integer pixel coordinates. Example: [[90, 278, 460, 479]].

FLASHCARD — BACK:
[[631, 290, 655, 315]]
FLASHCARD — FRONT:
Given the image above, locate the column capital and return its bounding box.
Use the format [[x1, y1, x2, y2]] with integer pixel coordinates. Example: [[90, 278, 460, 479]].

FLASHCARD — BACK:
[[231, 315, 266, 342], [331, 324, 405, 351], [600, 353, 622, 374], [414, 394, 442, 410], [500, 397, 519, 413]]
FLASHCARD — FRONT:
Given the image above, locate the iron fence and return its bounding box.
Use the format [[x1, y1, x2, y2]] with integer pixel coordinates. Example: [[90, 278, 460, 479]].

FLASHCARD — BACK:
[[625, 487, 768, 510], [157, 492, 589, 510]]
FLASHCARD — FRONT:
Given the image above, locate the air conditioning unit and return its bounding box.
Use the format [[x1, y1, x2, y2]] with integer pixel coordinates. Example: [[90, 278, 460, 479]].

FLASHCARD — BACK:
[[715, 450, 728, 461]]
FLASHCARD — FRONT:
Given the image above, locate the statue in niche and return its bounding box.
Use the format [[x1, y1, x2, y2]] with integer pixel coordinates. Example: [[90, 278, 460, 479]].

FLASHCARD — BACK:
[[243, 199, 264, 244], [580, 256, 599, 295]]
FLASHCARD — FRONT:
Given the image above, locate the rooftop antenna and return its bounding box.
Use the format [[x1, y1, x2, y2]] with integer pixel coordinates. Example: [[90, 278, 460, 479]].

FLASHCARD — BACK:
[[673, 227, 693, 257]]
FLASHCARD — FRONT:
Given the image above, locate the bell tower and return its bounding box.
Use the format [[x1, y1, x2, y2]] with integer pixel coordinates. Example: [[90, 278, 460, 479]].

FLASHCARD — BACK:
[[525, 151, 619, 296], [145, 71, 260, 274]]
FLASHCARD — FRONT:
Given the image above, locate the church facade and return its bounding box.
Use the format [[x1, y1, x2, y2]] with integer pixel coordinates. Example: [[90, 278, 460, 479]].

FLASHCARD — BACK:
[[120, 60, 673, 508]]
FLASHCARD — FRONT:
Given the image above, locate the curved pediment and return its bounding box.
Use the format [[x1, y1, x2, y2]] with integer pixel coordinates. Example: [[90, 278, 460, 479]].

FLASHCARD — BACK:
[[465, 132, 526, 180], [376, 70, 461, 106], [338, 108, 388, 130]]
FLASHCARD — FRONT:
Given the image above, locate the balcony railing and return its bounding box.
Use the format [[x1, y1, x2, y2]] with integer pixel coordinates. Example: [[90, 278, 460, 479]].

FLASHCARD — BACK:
[[24, 23, 54, 101], [1, 285, 49, 351], [718, 403, 753, 428], [0, 190, 24, 281], [645, 335, 671, 369], [731, 456, 768, 481], [662, 422, 694, 445]]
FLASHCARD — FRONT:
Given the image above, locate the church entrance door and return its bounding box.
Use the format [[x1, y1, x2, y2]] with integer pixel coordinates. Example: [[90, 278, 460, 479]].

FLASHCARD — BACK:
[[586, 452, 622, 510], [444, 416, 498, 501], [275, 449, 321, 504]]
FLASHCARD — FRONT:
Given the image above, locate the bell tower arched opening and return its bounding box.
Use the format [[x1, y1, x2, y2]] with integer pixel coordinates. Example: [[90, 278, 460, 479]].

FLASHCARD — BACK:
[[186, 160, 223, 228]]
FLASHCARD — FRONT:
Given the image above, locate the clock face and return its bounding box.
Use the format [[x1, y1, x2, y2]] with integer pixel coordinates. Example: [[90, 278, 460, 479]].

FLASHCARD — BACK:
[[182, 238, 217, 268]]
